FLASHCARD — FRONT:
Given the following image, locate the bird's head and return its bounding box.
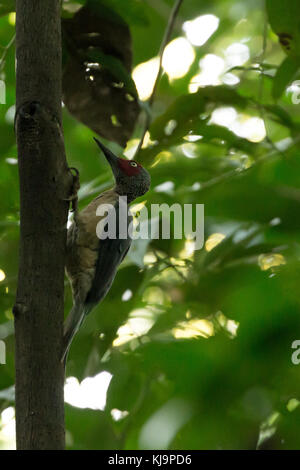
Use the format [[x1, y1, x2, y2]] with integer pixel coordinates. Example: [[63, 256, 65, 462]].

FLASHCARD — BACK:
[[93, 137, 151, 202]]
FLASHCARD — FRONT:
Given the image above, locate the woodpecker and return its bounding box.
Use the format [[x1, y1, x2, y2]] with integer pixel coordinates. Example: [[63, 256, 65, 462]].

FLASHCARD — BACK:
[[62, 138, 151, 363]]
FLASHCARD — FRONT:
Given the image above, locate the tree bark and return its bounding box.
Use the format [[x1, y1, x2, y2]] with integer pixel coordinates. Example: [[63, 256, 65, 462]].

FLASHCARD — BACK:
[[14, 0, 71, 449]]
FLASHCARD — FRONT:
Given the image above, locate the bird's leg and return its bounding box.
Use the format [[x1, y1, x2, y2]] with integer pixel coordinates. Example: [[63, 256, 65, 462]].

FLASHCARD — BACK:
[[64, 167, 80, 213]]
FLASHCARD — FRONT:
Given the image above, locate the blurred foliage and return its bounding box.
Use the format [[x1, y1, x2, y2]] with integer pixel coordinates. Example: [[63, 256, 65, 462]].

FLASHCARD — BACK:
[[1, 0, 300, 450], [62, 0, 140, 146]]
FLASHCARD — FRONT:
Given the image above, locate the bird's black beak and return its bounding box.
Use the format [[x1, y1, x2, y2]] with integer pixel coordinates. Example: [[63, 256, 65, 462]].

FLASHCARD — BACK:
[[93, 137, 119, 178]]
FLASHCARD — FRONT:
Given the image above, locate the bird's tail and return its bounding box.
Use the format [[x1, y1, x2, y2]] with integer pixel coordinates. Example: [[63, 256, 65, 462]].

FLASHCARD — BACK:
[[61, 300, 90, 365]]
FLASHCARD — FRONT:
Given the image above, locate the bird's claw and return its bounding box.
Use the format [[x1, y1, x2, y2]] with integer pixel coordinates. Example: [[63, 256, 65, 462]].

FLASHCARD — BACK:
[[64, 167, 80, 212]]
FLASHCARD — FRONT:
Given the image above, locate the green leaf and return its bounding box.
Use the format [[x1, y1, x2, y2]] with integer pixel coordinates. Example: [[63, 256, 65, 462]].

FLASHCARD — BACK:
[[150, 86, 248, 142], [263, 103, 295, 129], [272, 56, 299, 100], [266, 0, 300, 60], [0, 0, 15, 17]]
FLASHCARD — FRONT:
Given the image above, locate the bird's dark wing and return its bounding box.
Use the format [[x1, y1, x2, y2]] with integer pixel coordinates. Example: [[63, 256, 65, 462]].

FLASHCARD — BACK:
[[85, 203, 132, 308]]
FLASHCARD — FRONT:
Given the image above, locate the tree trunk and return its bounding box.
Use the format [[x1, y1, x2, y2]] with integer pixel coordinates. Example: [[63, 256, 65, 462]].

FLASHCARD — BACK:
[[14, 0, 71, 449]]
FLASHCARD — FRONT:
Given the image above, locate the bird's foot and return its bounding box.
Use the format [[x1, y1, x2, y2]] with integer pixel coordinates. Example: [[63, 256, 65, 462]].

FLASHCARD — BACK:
[[64, 167, 80, 212]]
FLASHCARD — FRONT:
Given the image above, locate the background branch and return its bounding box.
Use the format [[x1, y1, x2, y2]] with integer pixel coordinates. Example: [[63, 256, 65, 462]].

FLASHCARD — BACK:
[[135, 0, 184, 157]]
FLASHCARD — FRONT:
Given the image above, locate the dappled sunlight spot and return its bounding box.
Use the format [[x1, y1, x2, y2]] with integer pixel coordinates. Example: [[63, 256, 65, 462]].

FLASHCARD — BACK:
[[287, 398, 300, 412], [154, 181, 175, 195], [205, 233, 226, 252], [162, 37, 195, 80], [272, 138, 293, 153], [163, 257, 190, 281], [143, 251, 157, 266], [142, 131, 151, 148], [113, 309, 155, 347], [179, 239, 195, 259], [5, 309, 13, 320], [183, 14, 219, 46], [215, 311, 239, 338], [151, 151, 172, 167], [139, 398, 192, 449], [222, 72, 240, 85], [164, 119, 177, 136], [257, 411, 280, 449], [152, 265, 187, 284], [229, 153, 254, 170], [183, 134, 203, 142], [142, 286, 168, 305], [112, 323, 135, 347], [210, 106, 238, 127], [1, 407, 14, 424], [189, 74, 202, 93], [185, 310, 192, 319], [111, 114, 121, 127], [258, 253, 286, 271], [270, 217, 281, 227], [131, 200, 147, 214], [0, 269, 6, 282], [181, 142, 198, 159], [287, 82, 300, 94], [122, 289, 132, 302], [111, 408, 129, 422], [112, 81, 125, 89], [192, 182, 201, 191], [126, 93, 135, 102], [65, 430, 74, 448], [8, 13, 15, 26], [5, 105, 15, 124], [132, 57, 159, 101], [141, 131, 157, 149], [172, 318, 214, 339], [63, 2, 82, 14], [210, 107, 266, 143], [64, 372, 112, 410], [189, 54, 225, 91], [188, 42, 247, 92], [200, 54, 225, 74], [0, 321, 13, 338], [225, 43, 250, 68], [124, 138, 140, 159], [150, 158, 161, 169], [5, 158, 18, 165], [231, 116, 266, 142], [0, 407, 16, 450], [287, 82, 300, 103], [170, 257, 186, 267]]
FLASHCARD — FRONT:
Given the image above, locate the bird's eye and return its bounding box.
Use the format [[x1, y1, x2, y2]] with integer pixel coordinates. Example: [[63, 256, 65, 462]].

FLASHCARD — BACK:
[[130, 161, 138, 167]]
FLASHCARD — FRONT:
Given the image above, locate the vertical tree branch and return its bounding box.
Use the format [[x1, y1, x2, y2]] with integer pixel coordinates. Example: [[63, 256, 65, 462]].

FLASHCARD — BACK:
[[135, 0, 184, 157], [14, 0, 71, 449]]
